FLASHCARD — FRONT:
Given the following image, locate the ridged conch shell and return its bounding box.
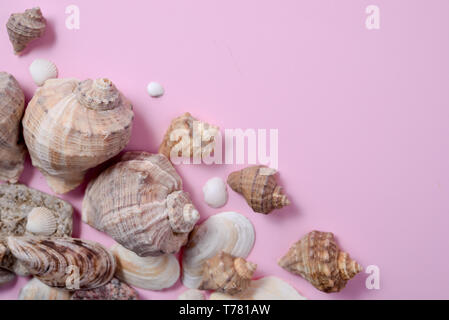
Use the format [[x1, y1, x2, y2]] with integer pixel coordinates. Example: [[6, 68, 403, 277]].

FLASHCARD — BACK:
[[19, 278, 71, 300], [29, 59, 58, 86], [25, 207, 57, 236], [203, 177, 228, 208], [110, 243, 179, 290], [159, 112, 219, 162], [210, 276, 306, 300], [182, 211, 255, 289], [7, 236, 116, 290], [178, 289, 206, 300], [22, 78, 134, 194], [278, 231, 363, 293], [0, 72, 26, 183], [83, 151, 200, 257], [0, 268, 15, 286], [200, 251, 256, 295], [6, 7, 46, 55], [227, 166, 290, 214]]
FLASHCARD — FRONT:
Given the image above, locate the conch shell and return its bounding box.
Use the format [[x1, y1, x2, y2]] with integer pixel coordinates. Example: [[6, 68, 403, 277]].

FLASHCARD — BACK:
[[0, 72, 26, 183], [178, 289, 206, 300], [7, 236, 116, 290], [199, 251, 256, 295], [182, 211, 255, 289], [19, 278, 71, 300], [22, 78, 134, 193], [110, 243, 179, 290], [6, 7, 46, 55], [83, 151, 199, 257], [278, 231, 363, 293], [227, 166, 290, 214]]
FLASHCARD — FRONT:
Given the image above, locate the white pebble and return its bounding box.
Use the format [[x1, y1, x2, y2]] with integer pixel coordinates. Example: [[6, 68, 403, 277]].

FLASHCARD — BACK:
[[203, 177, 228, 208], [29, 59, 58, 86], [146, 82, 164, 97]]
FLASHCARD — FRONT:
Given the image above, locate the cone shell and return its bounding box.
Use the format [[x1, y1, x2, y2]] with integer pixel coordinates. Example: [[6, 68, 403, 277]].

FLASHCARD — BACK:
[[83, 152, 200, 257], [182, 211, 255, 289], [110, 243, 179, 290], [22, 78, 134, 194], [7, 236, 116, 290], [278, 231, 363, 293], [25, 207, 58, 236], [0, 72, 26, 183], [29, 59, 58, 86], [19, 278, 71, 300], [6, 7, 46, 55], [0, 268, 15, 286], [178, 289, 206, 300]]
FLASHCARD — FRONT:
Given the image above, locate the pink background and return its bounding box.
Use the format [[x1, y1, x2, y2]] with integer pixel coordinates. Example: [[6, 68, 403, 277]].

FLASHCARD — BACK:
[[1, 0, 448, 300]]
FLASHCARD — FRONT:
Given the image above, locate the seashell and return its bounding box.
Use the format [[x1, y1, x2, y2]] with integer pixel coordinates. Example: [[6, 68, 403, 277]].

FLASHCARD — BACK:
[[159, 112, 219, 162], [83, 151, 199, 257], [147, 82, 164, 97], [19, 278, 71, 300], [278, 230, 363, 293], [199, 251, 256, 295], [71, 278, 139, 300], [182, 211, 255, 289], [22, 78, 134, 194], [227, 166, 290, 214], [25, 207, 57, 236], [203, 177, 228, 208], [6, 7, 46, 55], [210, 276, 306, 300], [178, 289, 206, 300], [7, 236, 116, 290], [0, 72, 26, 183], [110, 243, 179, 290], [0, 268, 16, 286], [29, 59, 58, 86]]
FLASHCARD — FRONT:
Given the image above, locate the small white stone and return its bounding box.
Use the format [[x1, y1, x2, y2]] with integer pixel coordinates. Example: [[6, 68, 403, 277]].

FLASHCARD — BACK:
[[146, 82, 164, 97], [29, 59, 58, 86], [202, 177, 228, 208]]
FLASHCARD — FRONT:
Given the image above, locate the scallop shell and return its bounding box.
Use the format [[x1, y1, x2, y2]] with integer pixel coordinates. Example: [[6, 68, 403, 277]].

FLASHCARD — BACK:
[[0, 72, 26, 183], [178, 289, 206, 300], [29, 59, 58, 86], [7, 236, 116, 290], [227, 166, 290, 214], [278, 231, 363, 293], [182, 211, 255, 289], [110, 243, 179, 290], [6, 7, 46, 55], [83, 151, 199, 257], [203, 177, 228, 208], [19, 278, 71, 300], [22, 78, 134, 194], [0, 268, 16, 286], [210, 276, 306, 300], [25, 207, 57, 236]]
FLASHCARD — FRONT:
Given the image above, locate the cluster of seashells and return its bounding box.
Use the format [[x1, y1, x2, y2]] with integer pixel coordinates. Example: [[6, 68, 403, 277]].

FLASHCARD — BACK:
[[0, 6, 364, 300]]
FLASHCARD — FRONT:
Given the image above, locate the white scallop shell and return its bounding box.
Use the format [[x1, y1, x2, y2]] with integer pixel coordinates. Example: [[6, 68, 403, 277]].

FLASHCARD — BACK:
[[29, 59, 58, 86], [25, 207, 57, 236], [178, 289, 206, 300], [110, 243, 179, 290], [146, 82, 164, 97], [210, 276, 306, 300], [19, 278, 71, 300], [182, 211, 255, 289], [203, 177, 228, 208]]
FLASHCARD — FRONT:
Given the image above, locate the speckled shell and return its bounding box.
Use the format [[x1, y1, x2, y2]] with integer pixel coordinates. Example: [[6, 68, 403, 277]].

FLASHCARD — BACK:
[[83, 151, 200, 257], [7, 236, 116, 290], [0, 72, 26, 183], [22, 78, 134, 194], [6, 7, 46, 55], [227, 166, 290, 214], [278, 231, 363, 293], [19, 278, 71, 300], [71, 278, 139, 300]]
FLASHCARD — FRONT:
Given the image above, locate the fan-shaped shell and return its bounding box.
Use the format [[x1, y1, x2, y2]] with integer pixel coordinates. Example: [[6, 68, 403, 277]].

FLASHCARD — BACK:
[[182, 211, 255, 289], [29, 59, 58, 86], [25, 207, 57, 236], [19, 278, 71, 300], [22, 78, 134, 193], [82, 151, 200, 257]]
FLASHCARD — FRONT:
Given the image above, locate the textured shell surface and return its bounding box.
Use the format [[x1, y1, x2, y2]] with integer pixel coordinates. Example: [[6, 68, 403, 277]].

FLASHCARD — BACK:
[[6, 7, 46, 55], [227, 165, 290, 214], [0, 72, 26, 183], [182, 211, 255, 289], [110, 243, 179, 291], [178, 289, 206, 300], [22, 78, 134, 194], [25, 207, 57, 236], [203, 177, 228, 208], [71, 278, 139, 300], [278, 230, 363, 293], [210, 276, 307, 300], [19, 277, 71, 300], [83, 151, 199, 257], [29, 59, 58, 86], [0, 268, 16, 286], [7, 236, 116, 290]]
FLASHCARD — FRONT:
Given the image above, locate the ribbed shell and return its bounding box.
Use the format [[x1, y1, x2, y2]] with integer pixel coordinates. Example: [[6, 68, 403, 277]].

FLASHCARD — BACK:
[[22, 78, 134, 193], [19, 278, 71, 300], [82, 152, 200, 257], [29, 59, 58, 86], [0, 72, 26, 183], [25, 207, 58, 236]]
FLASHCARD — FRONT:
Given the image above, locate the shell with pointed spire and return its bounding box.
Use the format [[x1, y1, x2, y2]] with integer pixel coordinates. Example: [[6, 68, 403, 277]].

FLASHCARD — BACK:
[[227, 166, 290, 214], [22, 78, 134, 194], [278, 231, 363, 293], [82, 152, 200, 257], [0, 72, 26, 183], [6, 7, 46, 55]]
